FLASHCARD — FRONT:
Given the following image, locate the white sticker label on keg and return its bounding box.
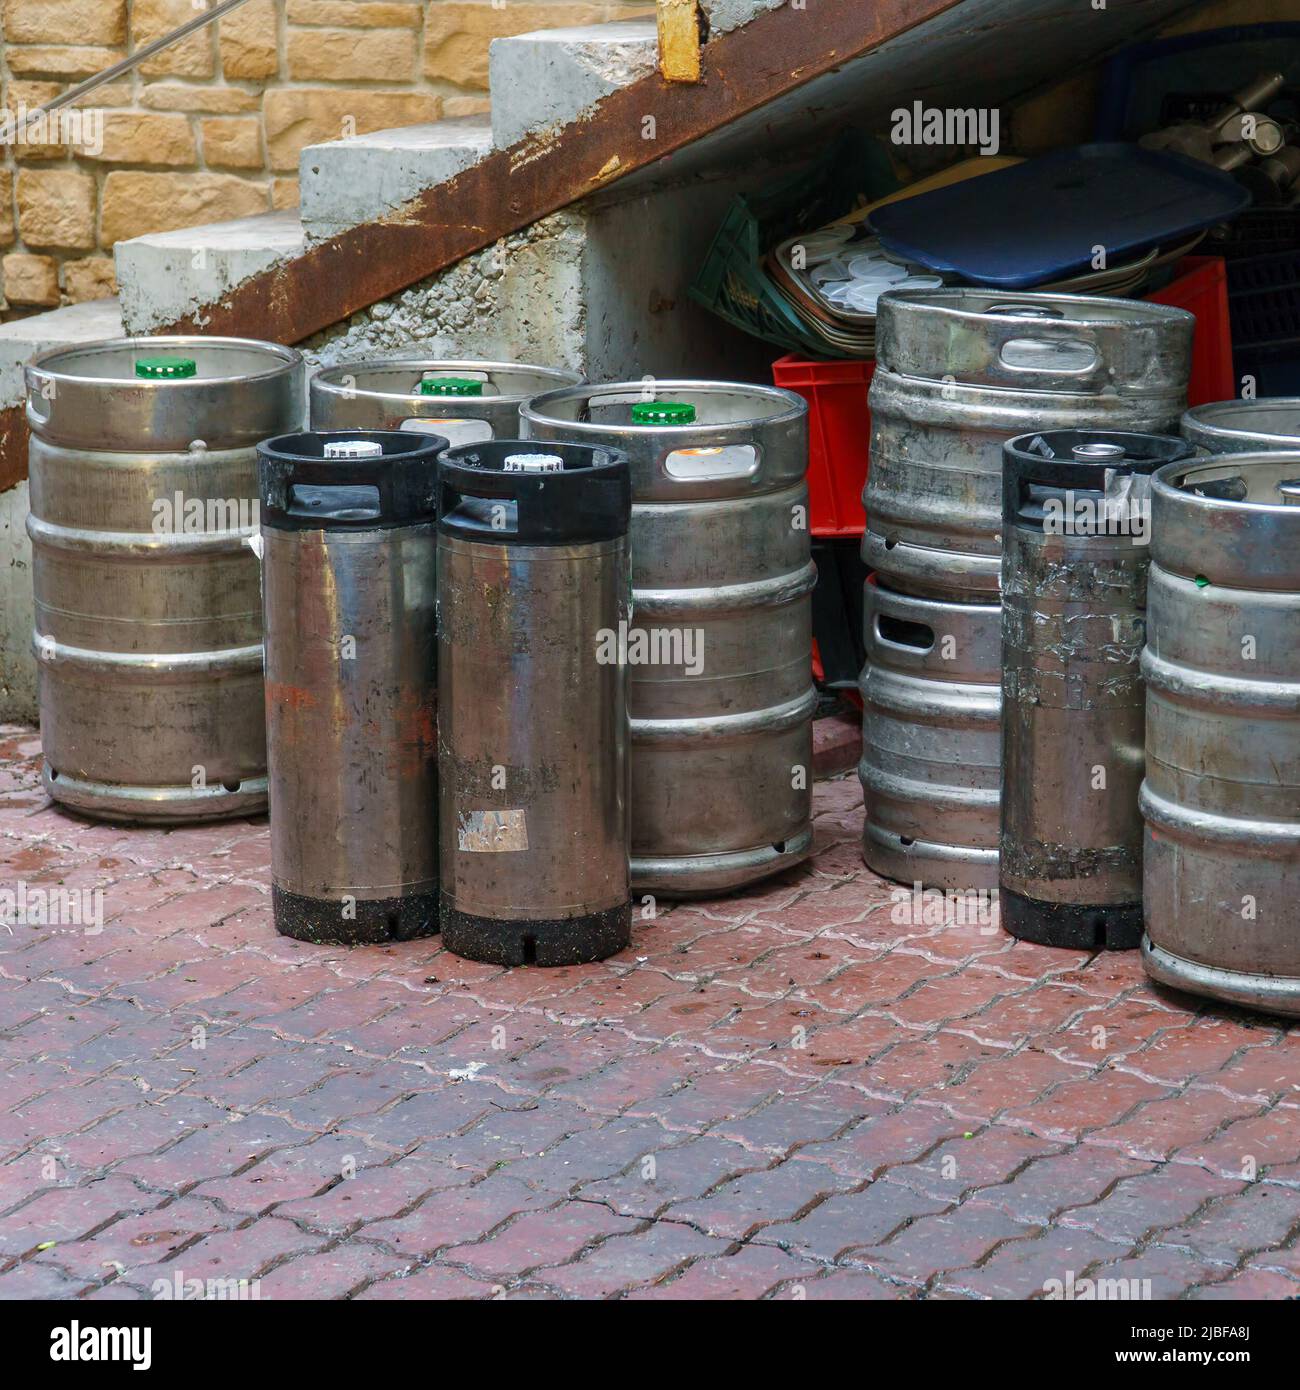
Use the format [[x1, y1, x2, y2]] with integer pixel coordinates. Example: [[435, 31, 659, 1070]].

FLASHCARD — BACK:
[[458, 809, 529, 852]]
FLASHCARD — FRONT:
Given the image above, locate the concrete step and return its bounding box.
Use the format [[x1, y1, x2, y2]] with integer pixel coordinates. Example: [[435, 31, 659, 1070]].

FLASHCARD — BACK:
[[115, 212, 305, 335], [299, 119, 494, 243], [0, 297, 126, 721], [0, 298, 125, 411], [489, 20, 658, 151]]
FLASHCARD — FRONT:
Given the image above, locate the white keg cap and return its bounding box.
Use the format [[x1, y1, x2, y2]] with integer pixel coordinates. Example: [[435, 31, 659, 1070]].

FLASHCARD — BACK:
[[503, 452, 563, 473], [323, 439, 383, 459]]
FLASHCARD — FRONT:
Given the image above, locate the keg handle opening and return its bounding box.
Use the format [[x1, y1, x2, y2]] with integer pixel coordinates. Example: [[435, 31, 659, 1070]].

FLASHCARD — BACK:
[[663, 443, 760, 482], [875, 613, 936, 654], [25, 382, 53, 424], [976, 303, 1103, 378], [400, 416, 494, 444], [998, 337, 1100, 375], [287, 482, 382, 522]]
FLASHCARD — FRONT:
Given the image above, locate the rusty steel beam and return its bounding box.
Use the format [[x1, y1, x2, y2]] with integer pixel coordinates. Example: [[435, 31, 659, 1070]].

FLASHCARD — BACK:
[[178, 0, 962, 342], [0, 405, 26, 494]]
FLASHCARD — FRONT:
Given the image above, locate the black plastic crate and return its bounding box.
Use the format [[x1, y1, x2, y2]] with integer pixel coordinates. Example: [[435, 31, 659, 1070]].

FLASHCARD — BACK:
[[1205, 209, 1300, 261], [1227, 248, 1300, 353]]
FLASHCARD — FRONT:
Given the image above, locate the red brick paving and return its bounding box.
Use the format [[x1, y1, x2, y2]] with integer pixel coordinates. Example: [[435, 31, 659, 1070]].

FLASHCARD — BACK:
[[0, 720, 1298, 1301]]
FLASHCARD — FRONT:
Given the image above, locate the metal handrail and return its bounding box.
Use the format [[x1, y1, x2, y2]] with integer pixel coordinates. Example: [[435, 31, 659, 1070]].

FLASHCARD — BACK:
[[11, 0, 260, 138]]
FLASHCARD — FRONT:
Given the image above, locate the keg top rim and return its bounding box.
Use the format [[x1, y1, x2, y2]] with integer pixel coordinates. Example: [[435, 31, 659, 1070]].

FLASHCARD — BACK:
[[1153, 449, 1300, 513], [523, 379, 807, 431], [27, 335, 302, 386], [1182, 398, 1300, 445], [875, 286, 1196, 328], [311, 358, 582, 403]]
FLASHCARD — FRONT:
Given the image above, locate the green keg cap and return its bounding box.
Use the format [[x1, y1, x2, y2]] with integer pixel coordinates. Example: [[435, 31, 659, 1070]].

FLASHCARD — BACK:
[[631, 400, 696, 425], [134, 355, 197, 380], [419, 376, 483, 397]]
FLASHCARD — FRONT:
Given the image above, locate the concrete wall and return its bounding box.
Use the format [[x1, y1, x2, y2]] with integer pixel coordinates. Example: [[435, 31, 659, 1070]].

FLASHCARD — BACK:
[[306, 172, 775, 384], [0, 480, 34, 721]]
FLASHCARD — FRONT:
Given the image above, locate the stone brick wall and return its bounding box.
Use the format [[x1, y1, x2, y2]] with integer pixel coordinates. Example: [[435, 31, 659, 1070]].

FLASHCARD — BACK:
[[0, 0, 645, 317]]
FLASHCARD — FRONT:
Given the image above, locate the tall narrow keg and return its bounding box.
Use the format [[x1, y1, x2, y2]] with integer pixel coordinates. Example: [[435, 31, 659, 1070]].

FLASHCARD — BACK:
[[310, 359, 582, 443], [1182, 398, 1300, 454], [1000, 430, 1194, 950], [522, 382, 816, 896], [866, 290, 1194, 597], [437, 440, 632, 966], [25, 337, 303, 823], [858, 578, 1001, 890], [1141, 450, 1300, 1016], [260, 430, 444, 945]]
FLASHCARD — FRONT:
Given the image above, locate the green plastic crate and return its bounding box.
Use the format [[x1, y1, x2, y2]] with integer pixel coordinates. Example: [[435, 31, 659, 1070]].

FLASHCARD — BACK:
[[689, 132, 900, 357]]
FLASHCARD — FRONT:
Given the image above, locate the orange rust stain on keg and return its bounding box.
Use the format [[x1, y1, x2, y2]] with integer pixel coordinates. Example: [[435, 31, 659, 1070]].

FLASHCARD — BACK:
[[396, 692, 437, 779], [265, 683, 318, 714]]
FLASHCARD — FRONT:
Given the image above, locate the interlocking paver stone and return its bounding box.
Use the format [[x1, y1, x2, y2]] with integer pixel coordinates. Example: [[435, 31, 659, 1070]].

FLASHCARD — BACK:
[[0, 726, 1294, 1299]]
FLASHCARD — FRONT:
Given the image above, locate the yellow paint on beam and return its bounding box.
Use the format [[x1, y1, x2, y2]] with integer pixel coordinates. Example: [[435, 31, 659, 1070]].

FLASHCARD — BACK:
[[657, 0, 702, 83]]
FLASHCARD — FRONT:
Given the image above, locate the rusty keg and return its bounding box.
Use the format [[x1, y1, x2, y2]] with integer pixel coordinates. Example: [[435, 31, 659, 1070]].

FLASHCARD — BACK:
[[522, 382, 816, 896], [437, 440, 632, 965], [999, 429, 1193, 950], [260, 430, 444, 945], [25, 336, 303, 823], [1141, 450, 1300, 1016]]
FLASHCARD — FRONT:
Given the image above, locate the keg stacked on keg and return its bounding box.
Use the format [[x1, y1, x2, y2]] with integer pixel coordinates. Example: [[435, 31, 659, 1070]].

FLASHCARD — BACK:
[[859, 291, 1194, 892]]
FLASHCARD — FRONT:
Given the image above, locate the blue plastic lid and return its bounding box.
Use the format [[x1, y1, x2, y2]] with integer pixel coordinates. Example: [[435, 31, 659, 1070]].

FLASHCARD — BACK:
[[869, 144, 1251, 290]]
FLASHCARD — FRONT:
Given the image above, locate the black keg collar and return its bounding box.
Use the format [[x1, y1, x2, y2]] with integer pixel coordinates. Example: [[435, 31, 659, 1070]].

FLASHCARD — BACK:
[[1003, 430, 1194, 531], [259, 429, 447, 530], [437, 438, 631, 545]]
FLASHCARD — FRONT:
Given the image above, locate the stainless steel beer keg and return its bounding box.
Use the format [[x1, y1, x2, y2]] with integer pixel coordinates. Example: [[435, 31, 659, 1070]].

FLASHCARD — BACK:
[[438, 439, 633, 965], [1000, 430, 1194, 949], [260, 429, 444, 944], [309, 359, 581, 443], [866, 290, 1194, 597], [1181, 398, 1300, 454], [522, 381, 815, 896], [25, 336, 303, 823], [858, 578, 1001, 890], [1141, 449, 1300, 1016]]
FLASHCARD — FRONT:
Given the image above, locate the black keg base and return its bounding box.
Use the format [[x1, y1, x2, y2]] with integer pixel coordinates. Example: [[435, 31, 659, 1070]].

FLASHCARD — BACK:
[[1001, 886, 1143, 951], [273, 884, 439, 946], [441, 901, 632, 967]]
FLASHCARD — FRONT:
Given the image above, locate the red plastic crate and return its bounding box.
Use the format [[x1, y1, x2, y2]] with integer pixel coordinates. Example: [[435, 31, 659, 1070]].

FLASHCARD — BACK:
[[1146, 255, 1234, 408], [771, 356, 874, 538], [773, 256, 1233, 539]]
